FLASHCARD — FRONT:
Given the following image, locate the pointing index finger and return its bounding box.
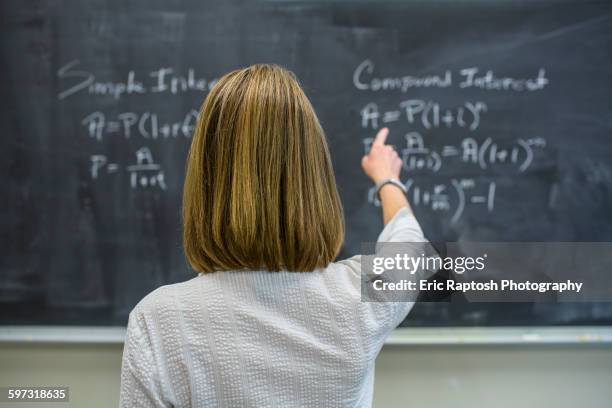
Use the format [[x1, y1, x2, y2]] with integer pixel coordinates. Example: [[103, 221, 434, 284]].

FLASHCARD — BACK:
[[373, 127, 389, 147]]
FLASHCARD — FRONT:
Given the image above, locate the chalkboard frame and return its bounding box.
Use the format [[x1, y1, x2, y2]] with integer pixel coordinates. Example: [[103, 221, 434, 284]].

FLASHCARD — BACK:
[[1, 326, 611, 345]]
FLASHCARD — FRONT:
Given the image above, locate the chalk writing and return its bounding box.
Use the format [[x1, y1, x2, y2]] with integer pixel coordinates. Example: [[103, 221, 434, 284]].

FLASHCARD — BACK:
[[90, 147, 167, 190], [353, 59, 549, 93], [353, 59, 452, 92], [361, 100, 487, 130], [82, 110, 198, 141], [368, 178, 496, 224], [58, 60, 217, 100], [357, 58, 551, 218], [362, 132, 546, 173]]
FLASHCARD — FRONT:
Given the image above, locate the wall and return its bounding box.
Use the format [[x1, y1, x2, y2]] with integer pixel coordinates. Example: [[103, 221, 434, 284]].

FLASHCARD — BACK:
[[1, 343, 611, 408]]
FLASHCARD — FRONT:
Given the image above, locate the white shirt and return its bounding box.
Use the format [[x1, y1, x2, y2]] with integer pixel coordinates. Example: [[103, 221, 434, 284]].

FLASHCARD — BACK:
[[119, 207, 425, 407]]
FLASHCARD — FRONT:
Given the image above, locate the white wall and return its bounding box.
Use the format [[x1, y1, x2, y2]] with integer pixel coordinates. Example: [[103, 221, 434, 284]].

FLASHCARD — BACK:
[[1, 343, 611, 408]]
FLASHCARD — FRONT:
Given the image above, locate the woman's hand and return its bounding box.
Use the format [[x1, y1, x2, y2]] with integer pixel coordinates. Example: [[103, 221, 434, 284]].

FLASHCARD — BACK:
[[361, 127, 402, 184], [361, 127, 411, 224]]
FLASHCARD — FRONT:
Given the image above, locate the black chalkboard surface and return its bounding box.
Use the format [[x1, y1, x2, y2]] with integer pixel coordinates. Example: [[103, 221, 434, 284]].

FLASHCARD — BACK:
[[2, 0, 612, 327]]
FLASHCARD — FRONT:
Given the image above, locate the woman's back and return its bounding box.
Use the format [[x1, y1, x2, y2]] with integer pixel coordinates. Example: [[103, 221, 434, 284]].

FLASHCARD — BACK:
[[120, 209, 423, 407]]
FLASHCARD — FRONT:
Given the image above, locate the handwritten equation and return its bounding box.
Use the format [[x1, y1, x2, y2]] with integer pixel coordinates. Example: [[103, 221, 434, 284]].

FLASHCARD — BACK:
[[82, 110, 198, 141], [363, 132, 546, 173], [369, 178, 496, 224], [361, 100, 487, 131], [90, 147, 167, 190]]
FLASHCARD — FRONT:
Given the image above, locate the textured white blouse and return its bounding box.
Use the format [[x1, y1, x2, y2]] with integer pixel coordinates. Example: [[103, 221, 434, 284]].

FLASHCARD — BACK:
[[119, 207, 425, 407]]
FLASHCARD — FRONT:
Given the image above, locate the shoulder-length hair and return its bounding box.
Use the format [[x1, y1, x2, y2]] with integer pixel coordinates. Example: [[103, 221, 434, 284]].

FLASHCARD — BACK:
[[182, 64, 344, 273]]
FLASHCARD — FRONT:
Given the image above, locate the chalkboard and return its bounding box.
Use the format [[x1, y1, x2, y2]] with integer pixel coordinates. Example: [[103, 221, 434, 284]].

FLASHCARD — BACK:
[[2, 0, 612, 327]]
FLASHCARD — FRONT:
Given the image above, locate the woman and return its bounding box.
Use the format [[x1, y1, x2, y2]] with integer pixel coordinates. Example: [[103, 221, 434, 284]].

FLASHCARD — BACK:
[[120, 64, 426, 407]]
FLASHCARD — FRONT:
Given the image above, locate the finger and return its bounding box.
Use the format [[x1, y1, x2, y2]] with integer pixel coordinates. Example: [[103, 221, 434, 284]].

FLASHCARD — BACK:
[[372, 127, 389, 147]]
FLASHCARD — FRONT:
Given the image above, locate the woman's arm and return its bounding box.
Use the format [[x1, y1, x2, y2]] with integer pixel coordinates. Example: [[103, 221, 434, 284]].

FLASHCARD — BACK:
[[361, 127, 413, 224]]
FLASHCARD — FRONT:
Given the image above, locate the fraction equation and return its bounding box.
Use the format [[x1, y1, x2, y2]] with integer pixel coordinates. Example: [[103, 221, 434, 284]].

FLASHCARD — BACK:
[[363, 132, 546, 173], [90, 147, 167, 190], [368, 178, 496, 224]]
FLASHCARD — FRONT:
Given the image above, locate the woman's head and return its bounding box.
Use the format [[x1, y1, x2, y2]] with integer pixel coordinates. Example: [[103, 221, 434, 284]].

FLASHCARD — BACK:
[[183, 64, 344, 273]]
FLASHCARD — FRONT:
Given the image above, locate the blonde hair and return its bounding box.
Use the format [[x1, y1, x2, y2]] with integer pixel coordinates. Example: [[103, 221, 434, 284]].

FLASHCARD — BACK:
[[182, 64, 344, 273]]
